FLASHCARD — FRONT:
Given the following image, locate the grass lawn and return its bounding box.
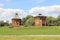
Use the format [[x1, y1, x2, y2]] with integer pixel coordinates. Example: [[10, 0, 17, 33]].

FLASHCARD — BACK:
[[0, 26, 60, 35], [0, 35, 60, 40]]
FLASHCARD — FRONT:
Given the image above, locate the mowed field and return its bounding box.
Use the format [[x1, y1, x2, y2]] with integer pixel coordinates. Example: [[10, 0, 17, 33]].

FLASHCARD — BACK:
[[0, 26, 60, 35], [0, 26, 60, 40]]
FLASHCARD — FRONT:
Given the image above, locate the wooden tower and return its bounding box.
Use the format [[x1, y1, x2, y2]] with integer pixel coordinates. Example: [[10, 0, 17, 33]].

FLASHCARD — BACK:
[[34, 14, 46, 27], [12, 13, 21, 27]]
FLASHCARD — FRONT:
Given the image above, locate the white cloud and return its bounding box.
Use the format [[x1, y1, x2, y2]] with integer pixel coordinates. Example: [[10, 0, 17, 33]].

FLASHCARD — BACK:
[[44, 5, 60, 13], [32, 0, 46, 3], [0, 3, 4, 7], [27, 0, 45, 3], [6, 0, 11, 3], [29, 5, 60, 16], [19, 0, 46, 4], [0, 5, 60, 21], [0, 8, 26, 21]]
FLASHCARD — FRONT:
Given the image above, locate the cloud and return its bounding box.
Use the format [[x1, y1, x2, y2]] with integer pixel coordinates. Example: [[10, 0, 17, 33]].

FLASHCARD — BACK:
[[0, 8, 26, 20], [44, 5, 60, 13], [17, 0, 46, 4], [0, 3, 4, 7], [6, 0, 11, 3], [32, 0, 46, 3], [28, 0, 46, 3], [29, 5, 60, 16], [0, 5, 60, 21]]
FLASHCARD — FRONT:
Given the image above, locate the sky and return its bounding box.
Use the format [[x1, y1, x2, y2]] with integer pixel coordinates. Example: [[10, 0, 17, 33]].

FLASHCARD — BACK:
[[0, 0, 60, 22]]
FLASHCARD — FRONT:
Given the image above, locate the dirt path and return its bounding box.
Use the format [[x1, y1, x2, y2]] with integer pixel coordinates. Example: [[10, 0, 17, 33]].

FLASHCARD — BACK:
[[0, 35, 60, 37]]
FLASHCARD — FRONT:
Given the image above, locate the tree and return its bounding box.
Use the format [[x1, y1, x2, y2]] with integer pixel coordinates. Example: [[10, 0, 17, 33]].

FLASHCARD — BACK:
[[22, 15, 34, 27], [24, 17, 34, 26], [57, 14, 60, 20], [46, 16, 57, 26], [57, 14, 60, 26], [0, 21, 4, 26], [0, 20, 9, 27]]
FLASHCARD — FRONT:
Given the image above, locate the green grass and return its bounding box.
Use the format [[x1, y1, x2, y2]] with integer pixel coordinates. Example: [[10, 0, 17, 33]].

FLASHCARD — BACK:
[[0, 35, 60, 40], [0, 26, 60, 35]]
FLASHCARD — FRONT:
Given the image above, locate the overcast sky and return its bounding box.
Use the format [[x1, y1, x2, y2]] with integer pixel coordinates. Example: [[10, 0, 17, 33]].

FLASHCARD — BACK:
[[0, 0, 60, 22]]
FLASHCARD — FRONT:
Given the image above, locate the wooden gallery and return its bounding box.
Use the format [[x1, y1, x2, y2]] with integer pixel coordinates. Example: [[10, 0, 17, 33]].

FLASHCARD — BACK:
[[12, 13, 46, 27]]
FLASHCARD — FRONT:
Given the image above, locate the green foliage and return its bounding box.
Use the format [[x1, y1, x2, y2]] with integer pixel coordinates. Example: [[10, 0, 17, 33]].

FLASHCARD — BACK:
[[0, 21, 9, 27], [0, 21, 4, 26], [46, 16, 57, 26], [24, 17, 34, 27], [57, 14, 60, 20], [46, 14, 60, 26], [57, 14, 60, 26], [22, 15, 34, 27]]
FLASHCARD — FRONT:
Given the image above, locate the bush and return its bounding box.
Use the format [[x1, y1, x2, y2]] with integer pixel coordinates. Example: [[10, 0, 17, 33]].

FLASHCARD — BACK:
[[0, 21, 9, 27], [24, 17, 34, 27]]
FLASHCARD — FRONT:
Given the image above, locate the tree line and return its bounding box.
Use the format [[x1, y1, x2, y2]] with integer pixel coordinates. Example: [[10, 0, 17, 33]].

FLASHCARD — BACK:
[[46, 15, 60, 26], [22, 14, 60, 26], [0, 21, 9, 27], [0, 14, 60, 27]]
